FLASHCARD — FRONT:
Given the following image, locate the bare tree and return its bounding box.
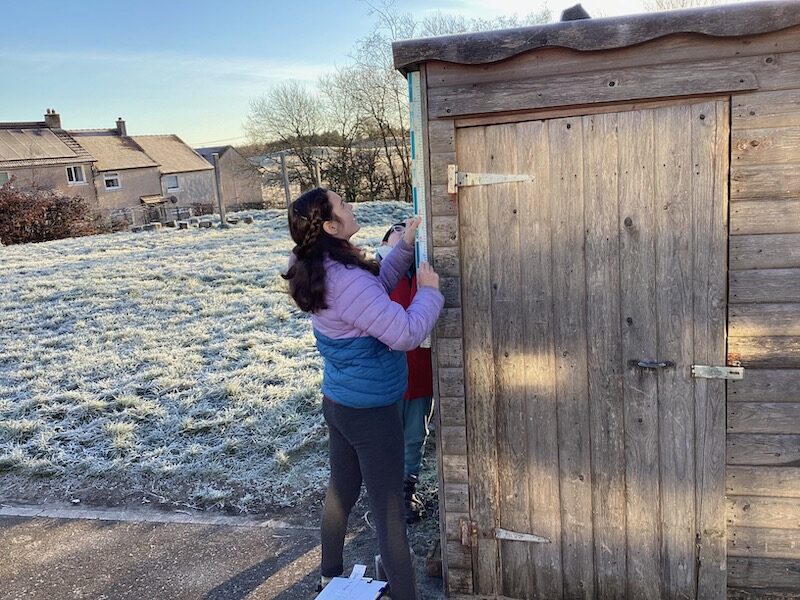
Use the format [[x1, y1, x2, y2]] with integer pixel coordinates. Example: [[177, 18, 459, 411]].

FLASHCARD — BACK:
[[347, 1, 554, 202], [245, 82, 327, 189]]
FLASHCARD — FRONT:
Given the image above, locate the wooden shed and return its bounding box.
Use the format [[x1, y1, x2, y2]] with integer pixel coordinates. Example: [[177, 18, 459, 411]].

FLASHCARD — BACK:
[[393, 2, 800, 598]]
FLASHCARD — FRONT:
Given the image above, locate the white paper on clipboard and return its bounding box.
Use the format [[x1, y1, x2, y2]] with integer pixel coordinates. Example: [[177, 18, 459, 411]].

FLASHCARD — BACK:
[[314, 565, 387, 600]]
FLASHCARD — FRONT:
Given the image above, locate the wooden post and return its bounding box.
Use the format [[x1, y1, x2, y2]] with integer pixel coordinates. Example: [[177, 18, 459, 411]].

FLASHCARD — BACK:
[[313, 158, 321, 188], [281, 152, 291, 207], [212, 152, 228, 228]]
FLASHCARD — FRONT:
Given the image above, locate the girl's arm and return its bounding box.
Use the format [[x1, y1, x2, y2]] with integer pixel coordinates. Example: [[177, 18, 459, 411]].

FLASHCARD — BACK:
[[377, 238, 414, 293], [335, 269, 443, 351]]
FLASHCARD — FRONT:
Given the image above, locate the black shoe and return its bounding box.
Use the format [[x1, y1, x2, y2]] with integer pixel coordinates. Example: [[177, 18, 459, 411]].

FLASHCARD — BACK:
[[403, 474, 425, 524]]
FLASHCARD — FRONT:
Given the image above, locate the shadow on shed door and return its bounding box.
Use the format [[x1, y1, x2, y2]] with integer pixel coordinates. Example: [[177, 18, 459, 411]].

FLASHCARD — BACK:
[[456, 99, 729, 599]]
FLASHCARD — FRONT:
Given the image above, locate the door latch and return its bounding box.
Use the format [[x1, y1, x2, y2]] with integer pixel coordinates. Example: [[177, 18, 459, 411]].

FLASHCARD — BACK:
[[692, 365, 744, 380]]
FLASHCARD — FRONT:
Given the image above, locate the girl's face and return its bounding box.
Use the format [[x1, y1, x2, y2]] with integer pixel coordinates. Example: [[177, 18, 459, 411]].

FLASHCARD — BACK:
[[326, 191, 360, 240]]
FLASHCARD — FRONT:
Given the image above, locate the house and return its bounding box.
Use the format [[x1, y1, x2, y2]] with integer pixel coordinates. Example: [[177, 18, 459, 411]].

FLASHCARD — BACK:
[[2, 110, 220, 225], [195, 145, 263, 210], [0, 110, 97, 204], [130, 135, 216, 212], [394, 0, 800, 597], [69, 119, 162, 219]]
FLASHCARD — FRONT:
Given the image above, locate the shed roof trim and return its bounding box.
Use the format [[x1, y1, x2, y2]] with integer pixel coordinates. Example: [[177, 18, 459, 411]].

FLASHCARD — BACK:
[[392, 1, 800, 73]]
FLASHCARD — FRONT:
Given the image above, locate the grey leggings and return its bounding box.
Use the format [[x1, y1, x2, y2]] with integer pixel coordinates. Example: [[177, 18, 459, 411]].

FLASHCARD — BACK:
[[321, 396, 417, 600]]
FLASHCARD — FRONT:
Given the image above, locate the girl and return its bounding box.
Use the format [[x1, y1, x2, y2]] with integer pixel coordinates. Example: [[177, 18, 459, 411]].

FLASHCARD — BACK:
[[283, 188, 443, 600]]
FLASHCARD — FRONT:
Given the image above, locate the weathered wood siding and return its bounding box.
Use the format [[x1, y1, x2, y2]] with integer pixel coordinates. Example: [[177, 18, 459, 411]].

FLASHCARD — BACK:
[[727, 82, 800, 598], [422, 25, 800, 598]]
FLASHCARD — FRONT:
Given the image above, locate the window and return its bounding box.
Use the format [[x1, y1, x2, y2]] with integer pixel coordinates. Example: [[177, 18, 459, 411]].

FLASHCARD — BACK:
[[165, 175, 180, 191], [0, 172, 9, 186], [104, 172, 121, 190], [66, 165, 85, 184]]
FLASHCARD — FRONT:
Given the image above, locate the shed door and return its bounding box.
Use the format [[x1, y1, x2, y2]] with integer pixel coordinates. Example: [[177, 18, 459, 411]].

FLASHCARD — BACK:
[[456, 100, 729, 599]]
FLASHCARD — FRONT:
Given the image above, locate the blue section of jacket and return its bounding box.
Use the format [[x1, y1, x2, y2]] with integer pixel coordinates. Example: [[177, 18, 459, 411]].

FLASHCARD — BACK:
[[314, 328, 408, 408]]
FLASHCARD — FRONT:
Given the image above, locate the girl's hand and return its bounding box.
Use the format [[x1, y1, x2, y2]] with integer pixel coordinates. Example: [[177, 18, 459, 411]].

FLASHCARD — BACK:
[[403, 216, 421, 246], [417, 262, 440, 290]]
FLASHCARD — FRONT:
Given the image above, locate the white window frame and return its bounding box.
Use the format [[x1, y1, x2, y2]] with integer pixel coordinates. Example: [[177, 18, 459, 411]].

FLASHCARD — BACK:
[[165, 175, 180, 192], [0, 171, 9, 186], [66, 165, 86, 185], [104, 172, 122, 190]]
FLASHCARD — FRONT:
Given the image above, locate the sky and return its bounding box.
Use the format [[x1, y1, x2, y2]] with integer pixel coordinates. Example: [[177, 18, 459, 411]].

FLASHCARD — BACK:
[[0, 0, 715, 147]]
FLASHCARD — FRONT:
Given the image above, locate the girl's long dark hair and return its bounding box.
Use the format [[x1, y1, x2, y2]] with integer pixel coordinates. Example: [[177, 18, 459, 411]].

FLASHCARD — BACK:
[[283, 188, 379, 313]]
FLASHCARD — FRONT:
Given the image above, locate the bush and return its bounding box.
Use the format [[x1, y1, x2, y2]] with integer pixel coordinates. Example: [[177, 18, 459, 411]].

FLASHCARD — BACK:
[[0, 180, 104, 245]]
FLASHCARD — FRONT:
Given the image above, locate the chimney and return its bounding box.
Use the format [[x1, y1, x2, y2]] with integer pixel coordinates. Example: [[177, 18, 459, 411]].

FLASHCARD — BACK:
[[116, 117, 127, 137], [44, 108, 62, 129]]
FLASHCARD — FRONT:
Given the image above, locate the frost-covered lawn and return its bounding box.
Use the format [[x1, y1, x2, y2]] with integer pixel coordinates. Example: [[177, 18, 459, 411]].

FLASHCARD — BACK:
[[0, 201, 420, 512]]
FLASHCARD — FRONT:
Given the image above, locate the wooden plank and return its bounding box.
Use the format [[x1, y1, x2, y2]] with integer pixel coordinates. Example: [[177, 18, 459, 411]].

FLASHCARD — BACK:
[[436, 308, 462, 339], [430, 151, 456, 186], [728, 336, 800, 369], [727, 496, 800, 530], [430, 184, 457, 216], [583, 111, 626, 599], [425, 28, 800, 89], [439, 367, 465, 397], [728, 369, 800, 403], [727, 434, 800, 466], [457, 124, 499, 595], [730, 269, 800, 304], [731, 199, 800, 235], [447, 568, 474, 595], [730, 304, 800, 337], [728, 526, 800, 559], [728, 587, 800, 600], [444, 482, 469, 513], [433, 245, 460, 277], [655, 103, 697, 600], [731, 165, 800, 200], [693, 100, 729, 599], [454, 95, 718, 129], [438, 396, 466, 427], [428, 57, 760, 119], [618, 107, 662, 600], [728, 557, 800, 590], [728, 403, 800, 434], [432, 215, 458, 247], [428, 119, 455, 154], [549, 115, 595, 600], [731, 235, 800, 270], [445, 511, 470, 540], [751, 51, 800, 92], [441, 425, 468, 455], [446, 540, 473, 569], [726, 466, 800, 498], [486, 122, 531, 599], [733, 126, 800, 165], [442, 454, 469, 484], [439, 276, 461, 308], [437, 337, 463, 368], [733, 90, 800, 129], [517, 118, 564, 600]]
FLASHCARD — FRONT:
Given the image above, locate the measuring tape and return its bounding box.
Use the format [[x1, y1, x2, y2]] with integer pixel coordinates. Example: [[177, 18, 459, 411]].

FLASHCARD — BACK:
[[408, 71, 432, 349], [408, 71, 428, 266]]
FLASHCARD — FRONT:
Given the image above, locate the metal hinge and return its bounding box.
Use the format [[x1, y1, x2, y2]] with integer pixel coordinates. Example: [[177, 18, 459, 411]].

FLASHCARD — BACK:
[[459, 518, 551, 547], [691, 365, 744, 380], [447, 164, 535, 194]]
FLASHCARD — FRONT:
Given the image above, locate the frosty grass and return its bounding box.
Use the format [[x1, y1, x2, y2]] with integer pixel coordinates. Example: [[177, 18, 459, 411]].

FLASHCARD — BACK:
[[0, 201, 432, 512]]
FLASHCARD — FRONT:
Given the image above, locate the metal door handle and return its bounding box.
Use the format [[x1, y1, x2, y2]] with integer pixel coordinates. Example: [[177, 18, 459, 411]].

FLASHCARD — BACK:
[[635, 359, 675, 370]]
